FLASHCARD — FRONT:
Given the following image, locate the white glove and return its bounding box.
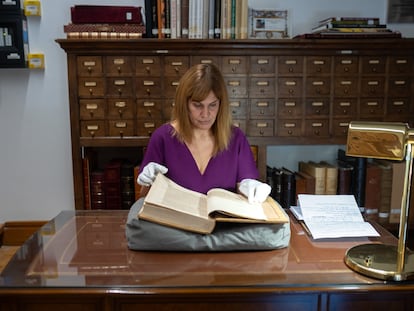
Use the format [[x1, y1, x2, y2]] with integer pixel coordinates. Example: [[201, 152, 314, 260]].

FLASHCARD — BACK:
[[137, 162, 168, 186], [239, 179, 271, 204]]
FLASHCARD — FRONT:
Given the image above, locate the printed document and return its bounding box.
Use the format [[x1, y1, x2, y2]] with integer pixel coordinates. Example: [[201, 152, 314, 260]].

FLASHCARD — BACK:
[[296, 194, 380, 239]]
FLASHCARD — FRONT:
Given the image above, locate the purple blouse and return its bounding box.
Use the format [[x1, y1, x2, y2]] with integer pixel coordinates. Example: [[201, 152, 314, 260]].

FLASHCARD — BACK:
[[139, 123, 259, 194]]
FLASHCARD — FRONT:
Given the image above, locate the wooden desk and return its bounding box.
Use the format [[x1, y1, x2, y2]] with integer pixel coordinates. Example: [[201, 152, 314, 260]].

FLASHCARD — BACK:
[[1, 210, 413, 311]]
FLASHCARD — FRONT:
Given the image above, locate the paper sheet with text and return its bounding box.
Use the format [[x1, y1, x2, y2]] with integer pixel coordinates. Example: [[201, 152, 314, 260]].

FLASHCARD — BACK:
[[297, 194, 380, 239]]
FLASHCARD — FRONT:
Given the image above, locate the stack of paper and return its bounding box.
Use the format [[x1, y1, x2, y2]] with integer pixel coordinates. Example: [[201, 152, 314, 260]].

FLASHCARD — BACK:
[[292, 194, 380, 239]]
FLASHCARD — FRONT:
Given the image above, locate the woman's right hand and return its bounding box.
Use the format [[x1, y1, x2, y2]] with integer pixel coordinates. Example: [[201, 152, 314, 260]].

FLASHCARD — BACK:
[[137, 162, 168, 186]]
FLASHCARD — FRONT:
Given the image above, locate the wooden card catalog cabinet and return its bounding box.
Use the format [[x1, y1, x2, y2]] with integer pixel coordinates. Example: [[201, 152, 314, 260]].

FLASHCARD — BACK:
[[56, 39, 414, 210]]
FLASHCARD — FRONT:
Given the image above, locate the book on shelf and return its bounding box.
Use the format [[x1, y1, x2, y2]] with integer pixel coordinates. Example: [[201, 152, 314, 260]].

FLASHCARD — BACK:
[[296, 31, 402, 39], [298, 161, 326, 195], [134, 164, 142, 201], [164, 0, 172, 38], [104, 160, 123, 210], [268, 167, 282, 204], [319, 161, 338, 195], [121, 161, 135, 210], [138, 173, 289, 234], [70, 5, 143, 24], [157, 0, 166, 38], [336, 160, 354, 195], [82, 157, 92, 210], [364, 162, 382, 222], [389, 161, 406, 224], [280, 167, 296, 209], [338, 149, 367, 210], [314, 16, 380, 28], [373, 159, 393, 224], [144, 0, 156, 38], [180, 0, 189, 38], [294, 170, 316, 198], [64, 23, 145, 39], [213, 0, 221, 38], [90, 170, 105, 210]]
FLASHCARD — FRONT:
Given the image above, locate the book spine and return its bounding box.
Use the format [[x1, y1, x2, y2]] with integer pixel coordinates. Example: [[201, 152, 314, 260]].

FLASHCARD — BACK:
[[169, 0, 177, 38], [175, 0, 181, 38], [82, 157, 91, 210], [324, 165, 338, 195], [164, 0, 171, 38], [202, 0, 209, 39], [230, 0, 236, 39], [134, 164, 142, 201], [389, 162, 406, 223], [336, 161, 353, 195], [208, 0, 215, 39], [145, 0, 155, 37], [188, 0, 195, 38], [239, 0, 248, 39], [364, 163, 381, 222], [90, 171, 105, 210], [213, 0, 221, 38], [181, 0, 189, 38], [157, 0, 165, 38], [121, 161, 135, 209], [151, 0, 159, 37]]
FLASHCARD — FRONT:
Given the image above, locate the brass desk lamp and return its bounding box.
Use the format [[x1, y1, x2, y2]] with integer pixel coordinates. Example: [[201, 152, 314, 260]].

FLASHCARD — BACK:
[[345, 121, 414, 281]]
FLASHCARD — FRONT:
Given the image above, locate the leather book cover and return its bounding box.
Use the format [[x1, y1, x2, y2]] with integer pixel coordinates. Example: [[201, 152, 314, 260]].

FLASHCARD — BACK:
[[71, 5, 143, 24], [121, 161, 135, 209], [90, 171, 105, 210], [134, 164, 142, 201], [82, 157, 91, 210], [319, 161, 338, 195], [270, 167, 283, 205], [104, 160, 123, 209], [373, 159, 393, 224], [336, 160, 353, 195], [299, 161, 326, 195], [64, 23, 145, 33], [364, 162, 382, 222], [180, 0, 189, 38], [295, 171, 315, 197], [157, 0, 166, 38], [338, 149, 366, 209], [280, 167, 296, 209], [389, 161, 406, 223]]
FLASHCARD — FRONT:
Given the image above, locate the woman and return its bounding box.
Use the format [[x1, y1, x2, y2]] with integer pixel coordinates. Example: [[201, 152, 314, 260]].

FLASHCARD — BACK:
[[137, 63, 270, 203]]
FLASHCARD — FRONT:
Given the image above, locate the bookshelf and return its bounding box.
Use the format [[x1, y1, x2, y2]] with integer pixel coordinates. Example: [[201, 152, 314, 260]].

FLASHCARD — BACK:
[[57, 38, 414, 212]]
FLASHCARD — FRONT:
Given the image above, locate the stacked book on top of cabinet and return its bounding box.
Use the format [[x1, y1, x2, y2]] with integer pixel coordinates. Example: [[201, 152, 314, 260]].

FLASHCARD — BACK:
[[63, 5, 145, 39], [297, 16, 401, 39]]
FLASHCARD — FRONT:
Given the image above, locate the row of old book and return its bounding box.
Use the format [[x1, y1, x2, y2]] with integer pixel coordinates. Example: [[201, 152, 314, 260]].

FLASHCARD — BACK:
[[145, 0, 249, 39], [267, 148, 412, 225], [83, 158, 142, 210]]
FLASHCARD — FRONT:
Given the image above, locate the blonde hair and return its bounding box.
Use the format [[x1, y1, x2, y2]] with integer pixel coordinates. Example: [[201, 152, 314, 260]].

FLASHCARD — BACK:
[[171, 63, 233, 155]]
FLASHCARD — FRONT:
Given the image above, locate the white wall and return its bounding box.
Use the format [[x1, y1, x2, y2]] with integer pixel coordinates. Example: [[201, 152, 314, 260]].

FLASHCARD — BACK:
[[0, 0, 413, 222]]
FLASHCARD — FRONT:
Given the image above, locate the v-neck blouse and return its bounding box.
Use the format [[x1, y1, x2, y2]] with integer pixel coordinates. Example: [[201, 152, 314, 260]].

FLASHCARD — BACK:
[[138, 123, 259, 194]]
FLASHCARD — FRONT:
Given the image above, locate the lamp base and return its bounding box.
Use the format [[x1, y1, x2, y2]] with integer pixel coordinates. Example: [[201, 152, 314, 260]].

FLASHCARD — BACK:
[[345, 244, 414, 281]]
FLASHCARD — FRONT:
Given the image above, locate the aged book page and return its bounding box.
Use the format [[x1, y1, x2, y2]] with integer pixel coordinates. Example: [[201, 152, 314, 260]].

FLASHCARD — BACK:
[[139, 174, 288, 233]]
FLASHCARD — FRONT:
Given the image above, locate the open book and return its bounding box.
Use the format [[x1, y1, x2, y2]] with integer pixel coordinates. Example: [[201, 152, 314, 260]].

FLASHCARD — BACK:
[[138, 174, 289, 234]]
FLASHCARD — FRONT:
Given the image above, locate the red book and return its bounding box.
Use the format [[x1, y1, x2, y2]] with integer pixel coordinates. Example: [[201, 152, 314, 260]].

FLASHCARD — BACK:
[[71, 5, 143, 24]]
